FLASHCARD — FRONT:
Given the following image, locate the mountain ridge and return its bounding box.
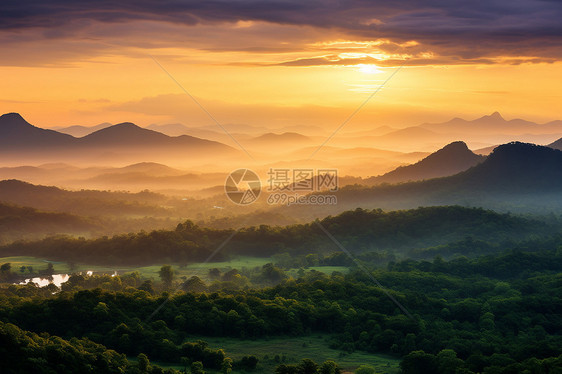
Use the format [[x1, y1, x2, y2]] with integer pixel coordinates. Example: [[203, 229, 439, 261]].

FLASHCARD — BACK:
[[366, 141, 485, 184]]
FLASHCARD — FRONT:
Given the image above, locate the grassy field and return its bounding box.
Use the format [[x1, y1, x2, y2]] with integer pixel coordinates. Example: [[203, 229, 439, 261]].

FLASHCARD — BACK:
[[0, 255, 349, 283], [0, 256, 272, 277], [163, 335, 401, 374], [133, 256, 274, 281]]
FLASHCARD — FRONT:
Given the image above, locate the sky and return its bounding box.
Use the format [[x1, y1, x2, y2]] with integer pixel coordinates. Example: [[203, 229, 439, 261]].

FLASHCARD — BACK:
[[1, 0, 561, 131]]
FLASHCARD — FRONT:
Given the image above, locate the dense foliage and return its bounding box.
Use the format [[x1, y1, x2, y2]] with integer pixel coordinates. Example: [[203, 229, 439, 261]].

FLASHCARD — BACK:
[[1, 247, 561, 373], [0, 206, 553, 265]]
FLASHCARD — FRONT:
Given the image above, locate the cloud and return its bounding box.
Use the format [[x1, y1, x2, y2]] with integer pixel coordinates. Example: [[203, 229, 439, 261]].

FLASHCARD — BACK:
[[1, 0, 561, 65]]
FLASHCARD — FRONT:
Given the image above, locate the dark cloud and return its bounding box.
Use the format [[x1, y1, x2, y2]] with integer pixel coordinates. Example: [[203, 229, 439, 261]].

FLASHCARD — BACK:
[[1, 0, 561, 63]]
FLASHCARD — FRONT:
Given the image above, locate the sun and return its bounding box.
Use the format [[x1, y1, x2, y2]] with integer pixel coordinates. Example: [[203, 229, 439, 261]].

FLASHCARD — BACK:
[[357, 64, 381, 74]]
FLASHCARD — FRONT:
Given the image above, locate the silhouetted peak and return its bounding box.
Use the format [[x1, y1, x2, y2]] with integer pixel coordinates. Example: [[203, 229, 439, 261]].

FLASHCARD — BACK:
[[481, 111, 504, 121], [0, 112, 33, 128], [488, 142, 557, 164], [438, 141, 470, 153], [86, 122, 150, 136], [112, 122, 142, 130], [420, 141, 482, 165]]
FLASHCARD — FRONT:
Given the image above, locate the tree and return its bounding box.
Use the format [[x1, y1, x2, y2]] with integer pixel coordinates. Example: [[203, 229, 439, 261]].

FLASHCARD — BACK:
[[319, 360, 341, 374], [355, 365, 376, 374], [436, 349, 464, 374], [137, 353, 150, 372], [159, 265, 175, 290], [191, 361, 205, 374], [235, 355, 259, 371], [1, 263, 11, 274], [209, 268, 221, 279], [275, 364, 299, 374], [221, 358, 233, 374], [298, 359, 318, 374], [138, 279, 155, 294], [45, 262, 54, 277], [400, 351, 436, 374], [183, 276, 207, 293]]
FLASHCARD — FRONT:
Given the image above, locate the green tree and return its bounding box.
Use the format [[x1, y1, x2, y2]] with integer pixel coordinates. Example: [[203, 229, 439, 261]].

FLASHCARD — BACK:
[[191, 361, 205, 374], [436, 349, 464, 374], [221, 358, 233, 374], [355, 364, 376, 374], [1, 263, 11, 274], [45, 262, 54, 277], [138, 353, 150, 372], [181, 357, 191, 373], [183, 276, 207, 293], [298, 358, 319, 374], [319, 360, 341, 374], [159, 265, 175, 290], [400, 351, 436, 374]]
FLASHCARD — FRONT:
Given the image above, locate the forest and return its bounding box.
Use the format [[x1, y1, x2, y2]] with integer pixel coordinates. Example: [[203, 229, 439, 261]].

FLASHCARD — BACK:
[[1, 215, 562, 373], [1, 206, 556, 266]]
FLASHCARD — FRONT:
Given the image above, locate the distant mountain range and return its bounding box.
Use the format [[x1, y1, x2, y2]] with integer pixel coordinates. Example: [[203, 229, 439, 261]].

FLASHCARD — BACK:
[[329, 112, 562, 152], [0, 113, 238, 164], [421, 112, 562, 136], [366, 141, 485, 184], [52, 123, 113, 137]]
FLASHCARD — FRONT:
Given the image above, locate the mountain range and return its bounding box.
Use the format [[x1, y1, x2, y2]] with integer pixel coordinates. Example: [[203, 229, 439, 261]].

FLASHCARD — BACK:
[[281, 141, 562, 218], [366, 141, 485, 184], [0, 113, 238, 165]]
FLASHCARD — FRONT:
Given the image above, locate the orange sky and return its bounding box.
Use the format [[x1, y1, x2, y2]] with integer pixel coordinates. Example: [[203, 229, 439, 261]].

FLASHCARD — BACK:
[[1, 4, 561, 131]]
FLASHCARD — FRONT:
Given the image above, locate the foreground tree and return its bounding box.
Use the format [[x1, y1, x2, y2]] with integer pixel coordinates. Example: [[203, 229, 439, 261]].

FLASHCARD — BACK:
[[159, 265, 175, 290]]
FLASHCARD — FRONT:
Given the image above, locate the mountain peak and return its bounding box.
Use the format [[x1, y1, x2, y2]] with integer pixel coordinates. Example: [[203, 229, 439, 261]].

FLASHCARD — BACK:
[[370, 140, 484, 184], [84, 122, 156, 137], [0, 112, 33, 128], [482, 111, 504, 121], [439, 141, 470, 153], [112, 122, 142, 130]]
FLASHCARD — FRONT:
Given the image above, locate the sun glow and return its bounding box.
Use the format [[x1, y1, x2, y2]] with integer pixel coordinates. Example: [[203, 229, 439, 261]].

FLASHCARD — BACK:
[[357, 64, 382, 74]]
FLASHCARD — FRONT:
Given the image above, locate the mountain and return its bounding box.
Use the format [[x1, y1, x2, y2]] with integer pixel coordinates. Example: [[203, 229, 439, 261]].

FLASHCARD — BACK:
[[548, 137, 562, 151], [452, 142, 562, 191], [248, 132, 312, 145], [0, 202, 99, 243], [54, 123, 112, 137], [473, 145, 498, 155], [366, 141, 485, 184], [421, 112, 562, 136], [0, 113, 75, 149], [146, 123, 193, 137], [0, 179, 167, 215], [115, 162, 184, 176], [280, 142, 562, 218], [0, 113, 238, 165], [78, 122, 233, 150], [243, 132, 314, 153]]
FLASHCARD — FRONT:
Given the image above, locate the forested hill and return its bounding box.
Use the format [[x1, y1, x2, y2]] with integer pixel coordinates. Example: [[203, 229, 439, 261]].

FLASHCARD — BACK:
[[0, 202, 100, 243], [0, 179, 168, 216], [0, 206, 554, 266], [282, 142, 562, 218], [366, 141, 485, 184]]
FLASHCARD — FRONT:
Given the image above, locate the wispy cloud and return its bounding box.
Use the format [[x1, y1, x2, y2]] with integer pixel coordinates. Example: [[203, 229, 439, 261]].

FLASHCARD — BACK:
[[1, 0, 561, 66]]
